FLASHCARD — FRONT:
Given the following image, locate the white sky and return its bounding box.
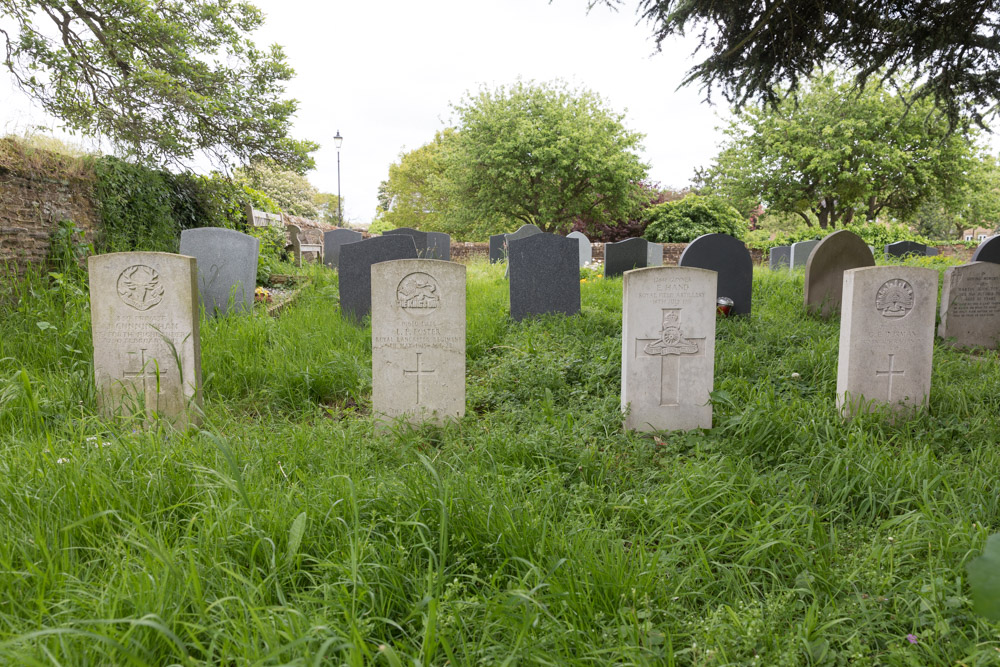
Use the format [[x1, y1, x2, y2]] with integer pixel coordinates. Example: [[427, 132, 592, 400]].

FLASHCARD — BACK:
[[2, 0, 734, 223]]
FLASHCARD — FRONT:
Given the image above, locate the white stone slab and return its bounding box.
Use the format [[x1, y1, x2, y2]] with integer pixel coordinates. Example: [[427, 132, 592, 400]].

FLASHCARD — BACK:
[[938, 261, 1000, 349], [836, 266, 937, 418], [371, 259, 465, 425], [622, 266, 717, 431], [646, 242, 664, 267], [89, 252, 202, 427]]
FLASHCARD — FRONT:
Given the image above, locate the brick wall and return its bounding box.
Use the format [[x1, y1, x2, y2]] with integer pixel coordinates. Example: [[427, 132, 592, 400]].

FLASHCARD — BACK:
[[449, 241, 766, 265]]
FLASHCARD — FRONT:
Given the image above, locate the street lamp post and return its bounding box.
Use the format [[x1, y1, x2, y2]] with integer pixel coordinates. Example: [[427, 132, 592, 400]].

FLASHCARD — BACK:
[[334, 130, 343, 226]]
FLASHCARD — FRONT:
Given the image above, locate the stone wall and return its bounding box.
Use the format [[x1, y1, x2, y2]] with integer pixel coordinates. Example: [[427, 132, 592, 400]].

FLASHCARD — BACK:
[[450, 241, 765, 265]]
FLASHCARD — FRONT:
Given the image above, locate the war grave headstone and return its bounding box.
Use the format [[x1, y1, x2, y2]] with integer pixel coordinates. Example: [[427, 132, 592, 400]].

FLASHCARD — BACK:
[[339, 235, 418, 322], [971, 234, 1000, 264], [503, 224, 544, 278], [677, 233, 753, 316], [508, 233, 580, 321], [371, 259, 465, 425], [604, 238, 651, 278], [885, 241, 929, 258], [804, 230, 875, 317], [89, 252, 202, 427], [836, 266, 937, 418], [622, 267, 717, 432], [769, 245, 791, 270], [790, 239, 820, 269], [489, 234, 506, 263], [427, 232, 451, 260], [323, 229, 363, 269], [567, 231, 592, 268], [647, 242, 664, 267], [938, 262, 1000, 349], [179, 228, 258, 316]]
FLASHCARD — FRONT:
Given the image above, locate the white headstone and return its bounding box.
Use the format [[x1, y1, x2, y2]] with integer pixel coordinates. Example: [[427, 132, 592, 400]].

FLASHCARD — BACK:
[[790, 239, 820, 269], [371, 259, 465, 425], [836, 266, 937, 418], [567, 231, 592, 268], [89, 252, 202, 427], [646, 242, 664, 267], [622, 266, 717, 431], [938, 261, 1000, 349]]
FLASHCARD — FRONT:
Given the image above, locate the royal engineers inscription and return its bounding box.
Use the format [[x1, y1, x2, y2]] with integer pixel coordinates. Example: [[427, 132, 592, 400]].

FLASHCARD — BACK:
[[371, 259, 465, 425], [836, 266, 937, 418], [89, 252, 202, 427], [622, 266, 717, 431], [938, 261, 1000, 349]]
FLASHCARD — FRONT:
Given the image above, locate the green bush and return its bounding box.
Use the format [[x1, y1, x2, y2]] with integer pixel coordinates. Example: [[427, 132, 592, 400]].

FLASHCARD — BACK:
[[745, 221, 932, 252], [642, 194, 745, 243]]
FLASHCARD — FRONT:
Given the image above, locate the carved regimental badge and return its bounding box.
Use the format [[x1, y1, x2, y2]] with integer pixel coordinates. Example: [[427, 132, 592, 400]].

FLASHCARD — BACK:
[[397, 272, 441, 315], [875, 279, 914, 318], [117, 265, 164, 311], [643, 310, 700, 356]]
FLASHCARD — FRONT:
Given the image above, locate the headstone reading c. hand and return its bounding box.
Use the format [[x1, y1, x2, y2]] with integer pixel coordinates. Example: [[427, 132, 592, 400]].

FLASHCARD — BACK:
[[323, 229, 363, 269], [179, 228, 259, 316], [804, 230, 875, 317], [938, 262, 1000, 349], [339, 235, 418, 322], [677, 233, 753, 316], [508, 233, 580, 321]]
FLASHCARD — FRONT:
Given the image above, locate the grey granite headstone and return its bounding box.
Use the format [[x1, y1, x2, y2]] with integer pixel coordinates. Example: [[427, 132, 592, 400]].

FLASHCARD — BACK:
[[567, 231, 592, 268], [89, 252, 202, 427], [323, 229, 363, 269], [604, 238, 649, 278], [885, 241, 929, 258], [804, 230, 875, 317], [971, 234, 1000, 264], [790, 240, 820, 269], [647, 242, 664, 267], [339, 235, 418, 322], [506, 224, 543, 244], [938, 261, 1000, 349], [508, 233, 580, 321], [179, 228, 258, 316], [426, 232, 451, 260], [769, 246, 790, 270], [678, 233, 753, 316], [489, 234, 506, 264]]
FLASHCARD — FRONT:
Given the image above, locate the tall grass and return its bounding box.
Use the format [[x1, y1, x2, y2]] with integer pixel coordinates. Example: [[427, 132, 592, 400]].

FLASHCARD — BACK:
[[0, 261, 997, 664]]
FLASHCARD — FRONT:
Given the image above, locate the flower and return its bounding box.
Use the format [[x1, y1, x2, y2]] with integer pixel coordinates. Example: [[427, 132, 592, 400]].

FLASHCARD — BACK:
[[906, 634, 918, 645], [580, 279, 587, 283]]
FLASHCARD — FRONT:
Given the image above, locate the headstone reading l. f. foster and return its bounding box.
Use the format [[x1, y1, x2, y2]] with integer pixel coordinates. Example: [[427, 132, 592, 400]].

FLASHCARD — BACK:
[[678, 233, 753, 316], [769, 246, 791, 270], [938, 262, 1000, 349], [567, 231, 592, 268], [339, 235, 418, 322], [804, 230, 875, 317], [604, 238, 650, 278], [790, 239, 820, 269], [971, 234, 1000, 265], [836, 266, 937, 418], [179, 228, 258, 316], [323, 229, 363, 269], [89, 252, 202, 427], [508, 233, 580, 321], [371, 259, 465, 425], [622, 267, 717, 432]]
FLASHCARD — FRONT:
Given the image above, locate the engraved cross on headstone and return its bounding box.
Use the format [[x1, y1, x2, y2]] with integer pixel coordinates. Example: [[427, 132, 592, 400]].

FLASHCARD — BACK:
[[123, 348, 164, 410], [403, 352, 437, 405], [875, 353, 905, 402], [635, 308, 705, 406]]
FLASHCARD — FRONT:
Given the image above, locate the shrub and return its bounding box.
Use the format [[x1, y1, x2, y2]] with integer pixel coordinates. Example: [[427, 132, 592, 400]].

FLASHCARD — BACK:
[[642, 194, 745, 243]]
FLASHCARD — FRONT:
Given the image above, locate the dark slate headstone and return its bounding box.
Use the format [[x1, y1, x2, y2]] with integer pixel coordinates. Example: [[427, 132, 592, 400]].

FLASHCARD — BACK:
[[384, 227, 431, 257], [885, 241, 929, 258], [506, 224, 543, 244], [339, 235, 418, 322], [427, 232, 451, 260], [323, 229, 363, 269], [604, 238, 650, 278], [803, 230, 875, 317], [971, 234, 1000, 264], [508, 233, 580, 321], [769, 245, 790, 270], [489, 234, 506, 263], [179, 227, 259, 316], [678, 233, 753, 316]]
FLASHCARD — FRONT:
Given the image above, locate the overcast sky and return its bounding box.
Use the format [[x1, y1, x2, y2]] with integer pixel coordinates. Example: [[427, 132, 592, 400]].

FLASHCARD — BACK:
[[1, 0, 733, 223]]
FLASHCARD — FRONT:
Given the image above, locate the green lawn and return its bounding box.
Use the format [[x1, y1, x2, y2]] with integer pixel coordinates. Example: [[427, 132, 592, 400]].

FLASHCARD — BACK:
[[0, 259, 998, 665]]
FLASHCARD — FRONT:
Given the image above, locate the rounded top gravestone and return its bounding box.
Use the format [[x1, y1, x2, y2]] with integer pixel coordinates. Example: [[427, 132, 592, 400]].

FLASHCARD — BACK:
[[604, 237, 650, 278], [678, 233, 753, 316], [339, 235, 418, 322], [971, 234, 1000, 264], [804, 230, 875, 317], [323, 229, 363, 269], [566, 231, 592, 268], [885, 240, 929, 258], [179, 227, 259, 316]]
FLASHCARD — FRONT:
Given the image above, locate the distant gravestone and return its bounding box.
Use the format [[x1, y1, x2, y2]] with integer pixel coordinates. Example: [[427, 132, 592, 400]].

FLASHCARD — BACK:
[[567, 231, 592, 268], [769, 246, 791, 270], [426, 232, 451, 261], [885, 241, 929, 258], [836, 266, 937, 418], [790, 240, 820, 269], [604, 238, 650, 278], [339, 235, 418, 322], [489, 234, 506, 264], [622, 267, 717, 432], [371, 259, 465, 425], [971, 234, 1000, 264], [647, 242, 664, 267], [677, 233, 753, 316], [323, 229, 363, 269], [179, 228, 258, 316], [508, 233, 580, 321], [938, 262, 1000, 349], [384, 227, 430, 257], [503, 224, 544, 278], [89, 252, 202, 427], [804, 230, 875, 317], [927, 247, 939, 257]]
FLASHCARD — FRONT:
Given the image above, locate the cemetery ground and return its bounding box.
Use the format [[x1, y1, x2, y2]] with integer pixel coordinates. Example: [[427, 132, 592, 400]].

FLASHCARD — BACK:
[[1, 259, 999, 665]]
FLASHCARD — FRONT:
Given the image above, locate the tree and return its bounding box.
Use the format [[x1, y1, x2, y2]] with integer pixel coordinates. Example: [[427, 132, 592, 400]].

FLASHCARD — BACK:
[[445, 80, 648, 234], [235, 160, 337, 219], [0, 0, 317, 170], [913, 153, 1000, 239], [642, 194, 745, 242], [701, 73, 976, 229], [596, 0, 1000, 127], [376, 130, 454, 232]]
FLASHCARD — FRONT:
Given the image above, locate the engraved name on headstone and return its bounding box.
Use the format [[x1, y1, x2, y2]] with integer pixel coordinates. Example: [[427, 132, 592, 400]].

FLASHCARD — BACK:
[[938, 261, 1000, 349]]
